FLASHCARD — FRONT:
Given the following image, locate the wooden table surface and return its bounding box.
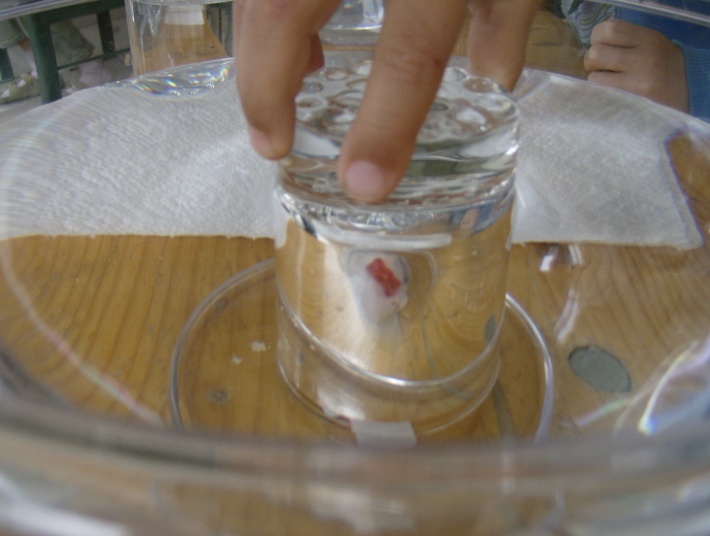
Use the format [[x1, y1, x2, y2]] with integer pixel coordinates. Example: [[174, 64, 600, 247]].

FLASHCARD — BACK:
[[0, 9, 708, 444]]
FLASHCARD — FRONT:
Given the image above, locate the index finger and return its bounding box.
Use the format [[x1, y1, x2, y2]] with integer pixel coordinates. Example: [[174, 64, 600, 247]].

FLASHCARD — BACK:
[[467, 0, 541, 91], [234, 0, 339, 159], [337, 0, 469, 202]]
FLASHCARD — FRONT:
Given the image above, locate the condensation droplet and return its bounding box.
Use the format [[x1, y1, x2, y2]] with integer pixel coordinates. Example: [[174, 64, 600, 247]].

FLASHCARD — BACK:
[[456, 107, 486, 125], [302, 80, 324, 94], [296, 95, 326, 109], [320, 67, 349, 81], [443, 67, 467, 82], [353, 61, 372, 76]]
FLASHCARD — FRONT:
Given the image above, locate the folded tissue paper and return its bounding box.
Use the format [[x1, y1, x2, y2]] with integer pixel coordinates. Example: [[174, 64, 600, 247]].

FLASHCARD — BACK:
[[0, 68, 704, 249]]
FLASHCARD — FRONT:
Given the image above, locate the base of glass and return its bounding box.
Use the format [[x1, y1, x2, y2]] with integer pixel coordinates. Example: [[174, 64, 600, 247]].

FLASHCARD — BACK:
[[170, 259, 553, 447]]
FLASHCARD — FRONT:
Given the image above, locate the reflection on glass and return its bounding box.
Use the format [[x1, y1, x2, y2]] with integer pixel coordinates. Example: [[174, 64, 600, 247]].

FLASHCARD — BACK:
[[615, 337, 710, 436]]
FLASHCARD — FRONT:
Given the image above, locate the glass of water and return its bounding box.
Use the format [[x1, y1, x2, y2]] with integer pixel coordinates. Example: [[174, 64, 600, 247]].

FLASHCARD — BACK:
[[126, 0, 232, 75], [320, 0, 385, 46], [274, 54, 519, 442]]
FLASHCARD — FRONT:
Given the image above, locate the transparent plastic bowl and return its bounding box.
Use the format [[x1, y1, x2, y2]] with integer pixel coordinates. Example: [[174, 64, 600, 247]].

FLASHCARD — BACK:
[[0, 54, 709, 534]]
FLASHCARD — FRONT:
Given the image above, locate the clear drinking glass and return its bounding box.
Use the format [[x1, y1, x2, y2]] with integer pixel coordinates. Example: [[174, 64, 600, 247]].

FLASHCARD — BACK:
[[320, 0, 385, 46], [126, 0, 232, 75], [273, 58, 519, 442]]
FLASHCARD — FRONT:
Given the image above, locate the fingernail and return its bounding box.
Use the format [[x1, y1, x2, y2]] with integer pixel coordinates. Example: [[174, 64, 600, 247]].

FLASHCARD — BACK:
[[248, 126, 274, 158], [343, 160, 387, 201]]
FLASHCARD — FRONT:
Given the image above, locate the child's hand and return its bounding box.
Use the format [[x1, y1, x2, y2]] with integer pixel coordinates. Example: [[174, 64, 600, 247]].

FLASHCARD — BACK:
[[584, 19, 689, 112], [233, 0, 539, 202]]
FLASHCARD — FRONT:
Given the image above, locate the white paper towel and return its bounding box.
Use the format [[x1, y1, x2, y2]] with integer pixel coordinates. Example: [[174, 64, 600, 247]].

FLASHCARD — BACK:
[[0, 76, 277, 238], [512, 70, 705, 248], [0, 67, 705, 248]]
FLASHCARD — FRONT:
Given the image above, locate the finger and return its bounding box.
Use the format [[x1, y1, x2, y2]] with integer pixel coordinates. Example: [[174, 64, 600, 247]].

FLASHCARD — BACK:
[[234, 0, 338, 159], [337, 0, 468, 202], [589, 19, 640, 47], [584, 43, 628, 73], [466, 0, 540, 91]]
